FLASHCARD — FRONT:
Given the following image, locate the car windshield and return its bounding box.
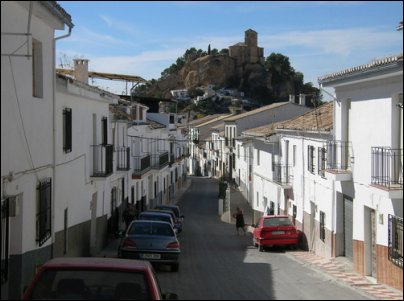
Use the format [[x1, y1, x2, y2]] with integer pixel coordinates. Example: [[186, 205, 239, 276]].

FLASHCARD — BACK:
[[30, 269, 151, 300], [129, 222, 174, 236], [263, 217, 293, 227]]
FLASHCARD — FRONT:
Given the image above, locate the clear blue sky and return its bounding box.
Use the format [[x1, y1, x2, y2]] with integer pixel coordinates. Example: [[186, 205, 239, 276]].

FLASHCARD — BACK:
[[57, 1, 403, 97]]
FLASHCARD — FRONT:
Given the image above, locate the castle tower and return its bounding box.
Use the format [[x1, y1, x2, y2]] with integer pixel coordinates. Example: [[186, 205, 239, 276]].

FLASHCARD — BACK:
[[245, 29, 257, 47]]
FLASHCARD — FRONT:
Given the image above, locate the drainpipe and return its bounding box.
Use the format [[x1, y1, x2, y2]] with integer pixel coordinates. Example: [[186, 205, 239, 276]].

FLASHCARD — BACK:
[[52, 24, 73, 258]]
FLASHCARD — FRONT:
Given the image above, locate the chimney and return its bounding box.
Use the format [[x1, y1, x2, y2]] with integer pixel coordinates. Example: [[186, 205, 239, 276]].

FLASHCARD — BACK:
[[73, 59, 89, 84], [289, 94, 295, 104], [299, 93, 306, 106]]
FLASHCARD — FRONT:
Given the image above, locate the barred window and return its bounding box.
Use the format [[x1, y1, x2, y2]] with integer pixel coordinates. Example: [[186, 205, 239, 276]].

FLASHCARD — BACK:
[[388, 214, 403, 268], [320, 211, 326, 241], [318, 147, 326, 177], [36, 178, 52, 247], [307, 145, 315, 173], [63, 108, 72, 153]]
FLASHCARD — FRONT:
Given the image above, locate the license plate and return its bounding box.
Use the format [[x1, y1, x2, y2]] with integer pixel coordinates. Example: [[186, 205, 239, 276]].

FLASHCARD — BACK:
[[141, 253, 161, 260], [272, 231, 285, 235]]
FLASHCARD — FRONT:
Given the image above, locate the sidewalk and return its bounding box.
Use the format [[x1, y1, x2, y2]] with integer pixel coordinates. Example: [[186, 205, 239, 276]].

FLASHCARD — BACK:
[[224, 185, 403, 300], [95, 177, 193, 258]]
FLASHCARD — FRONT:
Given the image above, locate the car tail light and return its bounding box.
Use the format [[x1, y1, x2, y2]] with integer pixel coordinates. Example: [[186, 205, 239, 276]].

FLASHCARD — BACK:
[[166, 241, 180, 249], [123, 239, 136, 248]]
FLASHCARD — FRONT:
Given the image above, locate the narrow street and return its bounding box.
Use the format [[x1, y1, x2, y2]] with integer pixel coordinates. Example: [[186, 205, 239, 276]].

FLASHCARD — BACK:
[[156, 177, 371, 300]]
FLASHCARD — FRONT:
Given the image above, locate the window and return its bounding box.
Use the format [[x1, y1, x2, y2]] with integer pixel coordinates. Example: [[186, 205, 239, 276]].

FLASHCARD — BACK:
[[257, 149, 260, 166], [293, 145, 296, 167], [318, 147, 326, 177], [32, 38, 43, 98], [388, 214, 403, 268], [307, 145, 315, 173], [320, 211, 325, 241], [102, 117, 108, 145], [256, 192, 259, 208], [237, 145, 240, 159], [36, 178, 52, 246], [169, 114, 175, 124], [63, 108, 72, 153]]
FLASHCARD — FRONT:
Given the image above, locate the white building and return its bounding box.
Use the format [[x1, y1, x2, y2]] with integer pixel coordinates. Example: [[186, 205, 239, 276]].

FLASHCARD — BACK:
[[1, 2, 73, 299], [319, 54, 403, 290], [224, 102, 312, 186], [275, 102, 334, 258], [54, 71, 119, 258]]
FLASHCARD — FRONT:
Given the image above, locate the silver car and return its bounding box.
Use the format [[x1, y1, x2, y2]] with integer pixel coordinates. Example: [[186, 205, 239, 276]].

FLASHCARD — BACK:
[[118, 220, 180, 272]]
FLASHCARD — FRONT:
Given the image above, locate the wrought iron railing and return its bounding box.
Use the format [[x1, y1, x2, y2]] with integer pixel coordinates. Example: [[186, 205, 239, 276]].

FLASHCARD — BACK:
[[151, 152, 169, 169], [91, 144, 113, 177], [133, 154, 151, 175], [326, 140, 352, 171], [116, 146, 130, 171], [371, 147, 403, 189], [273, 163, 293, 185]]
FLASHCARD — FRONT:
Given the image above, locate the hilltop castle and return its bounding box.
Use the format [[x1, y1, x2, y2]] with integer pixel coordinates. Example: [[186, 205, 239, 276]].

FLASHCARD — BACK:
[[228, 29, 265, 68]]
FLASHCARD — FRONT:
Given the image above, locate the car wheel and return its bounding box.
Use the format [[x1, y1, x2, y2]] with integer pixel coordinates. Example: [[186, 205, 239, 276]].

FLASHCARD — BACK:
[[171, 263, 179, 272], [258, 244, 264, 252]]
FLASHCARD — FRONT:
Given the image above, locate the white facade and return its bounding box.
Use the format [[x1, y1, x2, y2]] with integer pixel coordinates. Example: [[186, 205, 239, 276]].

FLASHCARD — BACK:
[[54, 75, 119, 258], [224, 102, 311, 180], [320, 54, 403, 290], [1, 2, 73, 299]]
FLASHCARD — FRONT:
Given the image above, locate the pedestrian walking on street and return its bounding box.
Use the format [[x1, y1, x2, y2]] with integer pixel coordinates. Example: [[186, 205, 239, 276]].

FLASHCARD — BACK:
[[233, 207, 246, 236]]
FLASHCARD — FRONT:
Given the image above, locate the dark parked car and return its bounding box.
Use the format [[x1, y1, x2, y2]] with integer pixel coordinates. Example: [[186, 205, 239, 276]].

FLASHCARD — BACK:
[[22, 257, 178, 300], [252, 215, 299, 251], [154, 205, 184, 232], [138, 211, 177, 234], [118, 220, 181, 272], [146, 209, 181, 234]]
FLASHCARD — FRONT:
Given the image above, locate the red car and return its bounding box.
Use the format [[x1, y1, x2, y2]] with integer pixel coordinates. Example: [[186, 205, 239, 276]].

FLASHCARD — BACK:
[[22, 257, 178, 300], [252, 215, 299, 251]]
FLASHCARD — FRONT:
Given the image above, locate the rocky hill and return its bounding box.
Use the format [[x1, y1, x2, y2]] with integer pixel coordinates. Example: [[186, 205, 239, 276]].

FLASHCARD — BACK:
[[141, 30, 319, 105], [146, 53, 296, 102]]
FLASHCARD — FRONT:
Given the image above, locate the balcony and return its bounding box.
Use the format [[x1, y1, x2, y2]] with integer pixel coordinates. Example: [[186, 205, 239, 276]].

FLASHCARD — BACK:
[[273, 163, 293, 188], [371, 147, 402, 198], [116, 147, 130, 171], [132, 154, 151, 178], [325, 140, 353, 181], [151, 151, 169, 170], [91, 144, 113, 177]]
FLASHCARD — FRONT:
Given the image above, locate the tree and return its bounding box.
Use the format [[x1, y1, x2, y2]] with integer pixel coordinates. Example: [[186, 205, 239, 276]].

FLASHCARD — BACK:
[[208, 44, 211, 55]]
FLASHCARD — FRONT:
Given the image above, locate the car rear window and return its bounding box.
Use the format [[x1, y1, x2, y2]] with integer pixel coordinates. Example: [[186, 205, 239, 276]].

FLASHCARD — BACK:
[[139, 214, 172, 224], [129, 222, 174, 236], [30, 269, 151, 300], [263, 217, 293, 227], [156, 206, 180, 218]]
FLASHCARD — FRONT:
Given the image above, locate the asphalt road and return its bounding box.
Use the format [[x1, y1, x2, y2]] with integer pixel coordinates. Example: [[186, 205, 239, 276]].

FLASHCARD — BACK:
[[156, 177, 371, 300]]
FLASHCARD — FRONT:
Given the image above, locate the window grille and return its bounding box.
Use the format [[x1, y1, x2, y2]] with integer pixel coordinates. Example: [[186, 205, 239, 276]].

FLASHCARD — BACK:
[[63, 108, 72, 153], [307, 145, 315, 173], [320, 211, 325, 241], [388, 214, 403, 268], [36, 178, 52, 247]]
